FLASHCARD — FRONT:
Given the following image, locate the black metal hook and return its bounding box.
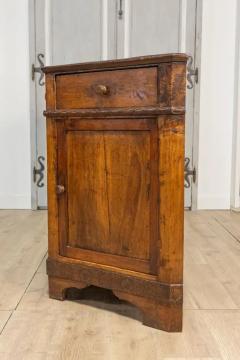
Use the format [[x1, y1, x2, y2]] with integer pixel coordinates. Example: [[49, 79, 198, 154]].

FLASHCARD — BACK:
[[33, 156, 45, 188]]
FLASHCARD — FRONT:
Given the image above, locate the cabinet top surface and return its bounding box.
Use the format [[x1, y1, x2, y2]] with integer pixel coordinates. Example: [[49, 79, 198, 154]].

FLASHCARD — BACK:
[[43, 53, 188, 74]]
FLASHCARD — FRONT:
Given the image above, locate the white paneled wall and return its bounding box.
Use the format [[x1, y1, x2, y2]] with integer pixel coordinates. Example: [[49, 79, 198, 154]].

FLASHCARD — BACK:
[[197, 0, 237, 209], [0, 0, 31, 208], [0, 0, 239, 209]]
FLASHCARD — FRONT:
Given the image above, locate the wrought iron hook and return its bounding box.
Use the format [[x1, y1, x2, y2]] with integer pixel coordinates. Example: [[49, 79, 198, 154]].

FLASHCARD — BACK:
[[187, 55, 198, 90], [33, 156, 45, 188], [32, 53, 45, 86], [184, 157, 196, 188]]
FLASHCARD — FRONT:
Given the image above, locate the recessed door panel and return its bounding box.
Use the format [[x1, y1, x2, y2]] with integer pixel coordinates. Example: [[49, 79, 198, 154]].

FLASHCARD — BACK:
[[66, 130, 150, 260], [57, 118, 158, 274]]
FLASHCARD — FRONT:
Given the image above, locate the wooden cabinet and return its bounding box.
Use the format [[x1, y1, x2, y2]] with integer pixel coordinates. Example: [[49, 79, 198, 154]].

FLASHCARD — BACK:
[[43, 54, 187, 332]]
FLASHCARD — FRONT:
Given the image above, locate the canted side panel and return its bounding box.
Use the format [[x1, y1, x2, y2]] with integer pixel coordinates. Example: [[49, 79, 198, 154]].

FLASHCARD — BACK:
[[158, 63, 186, 111], [66, 130, 150, 260], [46, 118, 59, 257], [171, 63, 186, 109], [158, 115, 184, 284]]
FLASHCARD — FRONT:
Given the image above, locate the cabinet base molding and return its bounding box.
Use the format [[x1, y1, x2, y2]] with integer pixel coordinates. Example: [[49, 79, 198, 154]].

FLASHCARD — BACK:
[[47, 258, 182, 332], [48, 276, 88, 301], [113, 290, 182, 332]]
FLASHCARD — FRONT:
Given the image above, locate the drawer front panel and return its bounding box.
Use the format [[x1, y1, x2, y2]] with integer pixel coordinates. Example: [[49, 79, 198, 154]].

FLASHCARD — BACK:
[[55, 67, 158, 109], [57, 118, 159, 274]]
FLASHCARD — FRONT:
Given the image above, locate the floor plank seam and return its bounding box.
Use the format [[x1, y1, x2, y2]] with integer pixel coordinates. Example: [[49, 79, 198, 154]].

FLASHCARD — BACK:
[[211, 216, 240, 310], [0, 251, 48, 335], [0, 312, 13, 336], [213, 216, 240, 244], [13, 250, 48, 312]]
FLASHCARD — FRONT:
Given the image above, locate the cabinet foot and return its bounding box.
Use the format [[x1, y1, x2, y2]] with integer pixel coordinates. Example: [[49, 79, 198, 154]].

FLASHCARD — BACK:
[[48, 276, 88, 301], [113, 290, 182, 332], [48, 276, 182, 332]]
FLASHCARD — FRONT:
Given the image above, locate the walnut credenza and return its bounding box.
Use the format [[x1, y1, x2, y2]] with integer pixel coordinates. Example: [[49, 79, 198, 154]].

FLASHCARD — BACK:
[[43, 54, 187, 332]]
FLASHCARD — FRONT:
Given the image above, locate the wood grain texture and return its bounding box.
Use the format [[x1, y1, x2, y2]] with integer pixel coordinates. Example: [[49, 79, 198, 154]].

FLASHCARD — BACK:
[[56, 118, 159, 274], [43, 53, 188, 74], [48, 276, 87, 301], [47, 261, 182, 304], [66, 130, 150, 260], [56, 67, 158, 109], [44, 54, 187, 331], [158, 62, 186, 110], [113, 290, 182, 332], [45, 74, 55, 110], [46, 118, 59, 258], [44, 105, 186, 118], [158, 115, 184, 284], [170, 63, 187, 109]]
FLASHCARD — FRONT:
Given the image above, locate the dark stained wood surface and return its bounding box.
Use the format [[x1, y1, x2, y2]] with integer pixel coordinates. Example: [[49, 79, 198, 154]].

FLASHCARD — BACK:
[[66, 129, 150, 260], [158, 63, 186, 110], [56, 118, 159, 274], [47, 259, 183, 303], [56, 67, 157, 109], [43, 53, 188, 74], [44, 54, 187, 331], [44, 105, 185, 117], [158, 115, 185, 284]]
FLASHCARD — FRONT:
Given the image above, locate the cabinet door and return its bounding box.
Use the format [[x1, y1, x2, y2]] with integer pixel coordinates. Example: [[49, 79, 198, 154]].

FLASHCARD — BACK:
[[57, 118, 159, 274]]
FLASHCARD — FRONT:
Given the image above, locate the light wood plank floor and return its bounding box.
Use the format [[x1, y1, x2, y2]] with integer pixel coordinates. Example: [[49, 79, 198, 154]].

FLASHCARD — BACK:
[[0, 210, 239, 360]]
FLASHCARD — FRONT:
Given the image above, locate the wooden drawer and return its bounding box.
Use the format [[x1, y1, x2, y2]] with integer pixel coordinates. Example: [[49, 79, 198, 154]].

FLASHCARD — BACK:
[[55, 67, 158, 109]]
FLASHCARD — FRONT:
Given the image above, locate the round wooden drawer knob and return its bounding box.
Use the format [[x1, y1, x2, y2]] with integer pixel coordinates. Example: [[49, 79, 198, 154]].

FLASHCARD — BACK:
[[95, 84, 110, 95], [56, 185, 65, 195]]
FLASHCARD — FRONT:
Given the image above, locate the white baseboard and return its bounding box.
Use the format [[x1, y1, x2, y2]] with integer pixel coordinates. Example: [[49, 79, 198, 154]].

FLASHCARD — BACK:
[[0, 194, 31, 209], [231, 206, 240, 212]]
